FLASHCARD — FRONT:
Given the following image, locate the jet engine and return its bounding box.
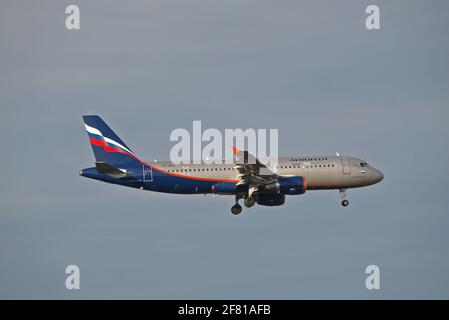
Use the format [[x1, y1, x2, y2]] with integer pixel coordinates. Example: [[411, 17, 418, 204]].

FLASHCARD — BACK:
[[264, 176, 307, 195], [256, 191, 286, 206]]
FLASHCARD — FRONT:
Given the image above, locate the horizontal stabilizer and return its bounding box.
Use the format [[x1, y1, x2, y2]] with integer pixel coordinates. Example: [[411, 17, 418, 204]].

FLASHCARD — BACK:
[[95, 162, 127, 178]]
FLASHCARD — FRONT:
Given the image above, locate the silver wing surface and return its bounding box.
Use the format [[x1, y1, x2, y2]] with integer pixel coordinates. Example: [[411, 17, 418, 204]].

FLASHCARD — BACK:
[[233, 150, 278, 190]]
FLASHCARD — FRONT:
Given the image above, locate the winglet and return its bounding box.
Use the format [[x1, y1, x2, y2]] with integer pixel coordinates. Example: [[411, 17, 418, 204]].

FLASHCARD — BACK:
[[232, 146, 240, 155]]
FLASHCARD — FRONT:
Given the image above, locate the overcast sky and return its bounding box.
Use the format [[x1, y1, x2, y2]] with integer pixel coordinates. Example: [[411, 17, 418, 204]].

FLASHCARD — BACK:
[[1, 0, 449, 299]]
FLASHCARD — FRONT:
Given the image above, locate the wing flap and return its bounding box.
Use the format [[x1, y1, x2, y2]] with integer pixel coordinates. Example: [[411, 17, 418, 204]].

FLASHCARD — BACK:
[[233, 150, 277, 186]]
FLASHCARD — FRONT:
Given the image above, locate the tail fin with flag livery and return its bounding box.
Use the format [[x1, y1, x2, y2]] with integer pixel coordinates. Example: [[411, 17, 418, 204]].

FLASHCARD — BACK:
[[82, 115, 141, 168]]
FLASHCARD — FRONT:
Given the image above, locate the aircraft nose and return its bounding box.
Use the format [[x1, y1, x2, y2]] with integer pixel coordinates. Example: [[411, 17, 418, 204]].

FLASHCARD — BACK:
[[373, 169, 384, 183]]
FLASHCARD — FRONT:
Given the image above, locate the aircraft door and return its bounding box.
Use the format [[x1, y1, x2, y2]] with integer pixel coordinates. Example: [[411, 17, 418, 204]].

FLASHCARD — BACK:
[[143, 165, 153, 182], [341, 158, 351, 174]]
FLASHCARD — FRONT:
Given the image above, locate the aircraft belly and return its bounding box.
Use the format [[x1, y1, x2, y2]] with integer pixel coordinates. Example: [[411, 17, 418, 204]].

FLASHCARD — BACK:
[[144, 174, 229, 194], [304, 171, 346, 189], [305, 171, 371, 189]]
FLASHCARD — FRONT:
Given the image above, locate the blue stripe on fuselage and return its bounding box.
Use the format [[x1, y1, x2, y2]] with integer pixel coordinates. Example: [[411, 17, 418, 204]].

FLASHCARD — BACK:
[[142, 168, 236, 194], [81, 165, 237, 194]]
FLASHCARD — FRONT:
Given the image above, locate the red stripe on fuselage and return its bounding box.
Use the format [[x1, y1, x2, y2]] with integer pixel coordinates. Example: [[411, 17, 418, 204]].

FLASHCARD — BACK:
[[88, 137, 238, 183]]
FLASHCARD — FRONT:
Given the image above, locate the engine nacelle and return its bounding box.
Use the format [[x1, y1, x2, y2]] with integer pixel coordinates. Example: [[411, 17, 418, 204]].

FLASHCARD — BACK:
[[256, 191, 285, 206], [265, 176, 307, 195]]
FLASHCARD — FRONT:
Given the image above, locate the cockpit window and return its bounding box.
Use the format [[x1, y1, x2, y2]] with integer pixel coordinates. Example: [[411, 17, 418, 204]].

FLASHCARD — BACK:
[[360, 162, 369, 167]]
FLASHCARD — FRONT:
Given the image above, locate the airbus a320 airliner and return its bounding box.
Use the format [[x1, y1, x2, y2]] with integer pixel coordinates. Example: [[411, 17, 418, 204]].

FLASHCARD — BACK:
[[79, 115, 384, 214]]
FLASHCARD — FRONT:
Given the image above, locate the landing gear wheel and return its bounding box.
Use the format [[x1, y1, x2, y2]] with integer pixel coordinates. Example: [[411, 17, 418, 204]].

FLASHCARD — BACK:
[[231, 204, 243, 215], [244, 196, 255, 208], [341, 200, 349, 207]]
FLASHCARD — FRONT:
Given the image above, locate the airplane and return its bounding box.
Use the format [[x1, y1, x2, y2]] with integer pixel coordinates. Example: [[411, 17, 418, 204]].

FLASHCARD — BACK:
[[79, 115, 384, 215]]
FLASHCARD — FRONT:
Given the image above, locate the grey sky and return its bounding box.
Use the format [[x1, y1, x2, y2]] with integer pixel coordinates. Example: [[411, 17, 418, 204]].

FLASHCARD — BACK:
[[1, 0, 449, 298]]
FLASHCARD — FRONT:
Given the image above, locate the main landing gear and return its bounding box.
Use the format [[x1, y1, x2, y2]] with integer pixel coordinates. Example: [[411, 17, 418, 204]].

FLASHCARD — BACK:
[[340, 188, 349, 207], [231, 194, 257, 215], [231, 204, 242, 215], [231, 194, 246, 215], [244, 196, 255, 208]]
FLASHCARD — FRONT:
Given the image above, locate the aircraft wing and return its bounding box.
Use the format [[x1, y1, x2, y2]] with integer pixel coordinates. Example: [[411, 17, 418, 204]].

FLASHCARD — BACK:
[[234, 149, 278, 187]]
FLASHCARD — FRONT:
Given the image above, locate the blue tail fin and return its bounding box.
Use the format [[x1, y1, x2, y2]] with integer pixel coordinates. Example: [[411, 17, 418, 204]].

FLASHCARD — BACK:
[[82, 115, 140, 167]]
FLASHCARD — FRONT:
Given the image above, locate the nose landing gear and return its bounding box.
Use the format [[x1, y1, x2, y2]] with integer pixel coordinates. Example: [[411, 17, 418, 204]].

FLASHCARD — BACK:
[[339, 189, 349, 207]]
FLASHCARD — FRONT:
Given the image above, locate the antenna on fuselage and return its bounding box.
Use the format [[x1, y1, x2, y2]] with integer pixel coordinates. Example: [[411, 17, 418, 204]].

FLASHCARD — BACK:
[[336, 152, 340, 157]]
